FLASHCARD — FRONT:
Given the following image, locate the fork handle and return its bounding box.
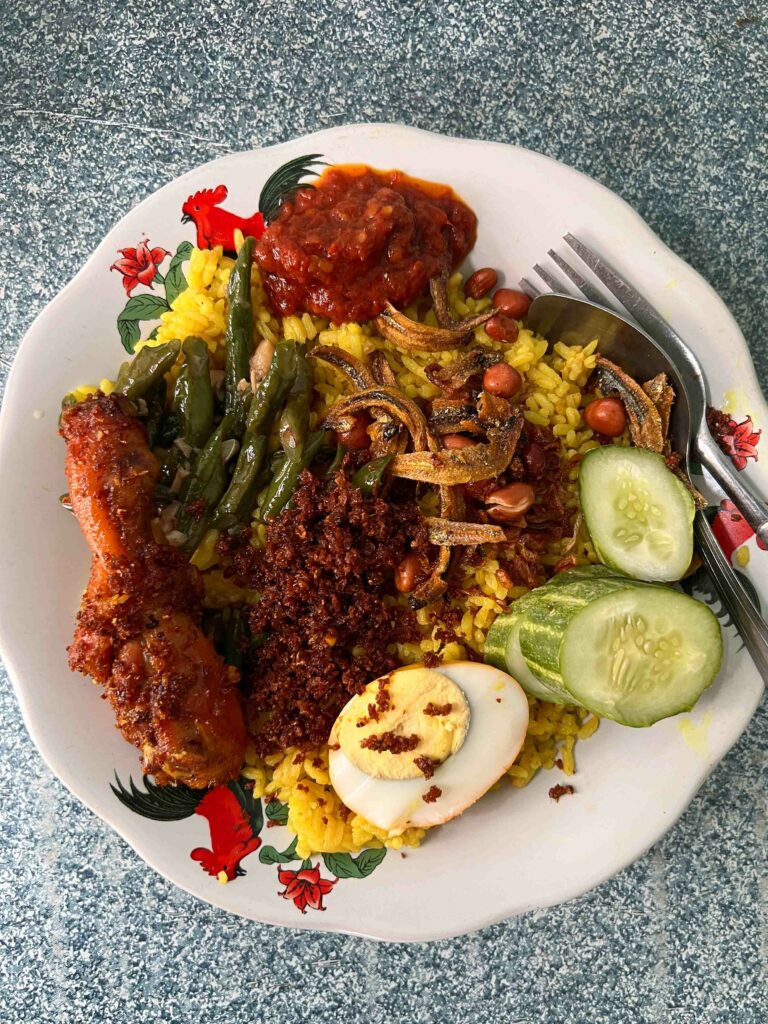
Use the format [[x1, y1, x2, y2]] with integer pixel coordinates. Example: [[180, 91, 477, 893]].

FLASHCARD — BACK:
[[694, 513, 768, 684], [693, 431, 768, 548]]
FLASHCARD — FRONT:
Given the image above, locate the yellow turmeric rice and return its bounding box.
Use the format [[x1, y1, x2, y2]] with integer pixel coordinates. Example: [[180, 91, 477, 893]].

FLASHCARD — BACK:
[[77, 241, 602, 859]]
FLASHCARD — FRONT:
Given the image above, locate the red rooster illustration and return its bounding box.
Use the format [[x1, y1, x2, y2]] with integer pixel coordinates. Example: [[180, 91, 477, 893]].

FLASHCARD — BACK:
[[190, 787, 262, 881], [110, 769, 387, 901], [180, 154, 325, 254], [711, 499, 767, 563], [181, 185, 265, 253], [111, 773, 263, 882]]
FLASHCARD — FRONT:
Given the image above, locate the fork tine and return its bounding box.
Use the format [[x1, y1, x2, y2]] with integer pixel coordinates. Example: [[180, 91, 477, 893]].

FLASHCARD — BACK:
[[563, 232, 689, 354], [532, 262, 571, 294], [519, 276, 542, 298], [563, 233, 639, 318], [547, 249, 605, 305]]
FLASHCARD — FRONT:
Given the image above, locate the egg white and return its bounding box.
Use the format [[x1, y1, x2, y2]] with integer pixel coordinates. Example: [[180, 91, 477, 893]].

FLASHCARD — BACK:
[[328, 662, 529, 834]]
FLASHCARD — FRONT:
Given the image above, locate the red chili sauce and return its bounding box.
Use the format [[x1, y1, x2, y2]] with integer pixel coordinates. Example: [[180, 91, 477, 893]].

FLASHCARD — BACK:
[[256, 165, 477, 323]]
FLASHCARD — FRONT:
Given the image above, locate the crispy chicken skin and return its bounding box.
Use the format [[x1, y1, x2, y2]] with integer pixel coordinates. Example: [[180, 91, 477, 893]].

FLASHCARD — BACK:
[[61, 393, 246, 787]]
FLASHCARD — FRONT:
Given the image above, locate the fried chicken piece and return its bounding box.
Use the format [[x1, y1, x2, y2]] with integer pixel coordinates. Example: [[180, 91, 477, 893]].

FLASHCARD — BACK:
[[61, 393, 246, 787]]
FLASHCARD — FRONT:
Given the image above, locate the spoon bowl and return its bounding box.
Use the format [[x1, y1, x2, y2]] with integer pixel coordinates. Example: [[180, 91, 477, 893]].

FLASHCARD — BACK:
[[527, 290, 768, 683], [527, 292, 693, 458]]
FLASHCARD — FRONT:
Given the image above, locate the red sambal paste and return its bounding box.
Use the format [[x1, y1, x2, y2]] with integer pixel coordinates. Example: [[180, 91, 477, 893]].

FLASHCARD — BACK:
[[256, 164, 477, 323]]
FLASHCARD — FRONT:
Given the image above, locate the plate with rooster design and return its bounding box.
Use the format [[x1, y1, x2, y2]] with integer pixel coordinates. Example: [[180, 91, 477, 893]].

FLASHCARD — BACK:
[[0, 124, 765, 941]]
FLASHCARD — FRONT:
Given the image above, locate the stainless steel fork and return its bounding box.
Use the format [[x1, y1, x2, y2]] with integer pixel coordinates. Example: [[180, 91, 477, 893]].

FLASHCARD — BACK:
[[524, 234, 768, 547], [522, 238, 768, 682]]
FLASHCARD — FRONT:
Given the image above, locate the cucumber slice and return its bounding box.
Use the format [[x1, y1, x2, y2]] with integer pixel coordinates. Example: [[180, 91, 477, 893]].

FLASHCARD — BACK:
[[518, 575, 722, 726], [485, 597, 572, 704], [579, 447, 694, 582], [519, 573, 641, 692], [544, 564, 621, 587], [485, 567, 623, 704]]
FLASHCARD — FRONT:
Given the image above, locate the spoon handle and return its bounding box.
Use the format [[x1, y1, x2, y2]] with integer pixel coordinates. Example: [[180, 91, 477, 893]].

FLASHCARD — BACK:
[[694, 513, 768, 684], [693, 431, 768, 548]]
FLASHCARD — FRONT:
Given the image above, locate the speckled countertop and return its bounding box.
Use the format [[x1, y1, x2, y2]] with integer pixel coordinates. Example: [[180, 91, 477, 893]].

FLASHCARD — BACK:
[[1, 2, 766, 1021]]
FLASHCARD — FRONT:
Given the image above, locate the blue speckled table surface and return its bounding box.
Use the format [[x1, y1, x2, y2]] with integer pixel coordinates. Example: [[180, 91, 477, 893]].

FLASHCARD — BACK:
[[1, 2, 766, 1021]]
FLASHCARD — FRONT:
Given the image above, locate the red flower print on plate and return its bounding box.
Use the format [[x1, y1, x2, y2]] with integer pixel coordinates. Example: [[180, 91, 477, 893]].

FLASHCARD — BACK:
[[277, 863, 337, 914], [110, 239, 170, 296], [707, 407, 761, 471]]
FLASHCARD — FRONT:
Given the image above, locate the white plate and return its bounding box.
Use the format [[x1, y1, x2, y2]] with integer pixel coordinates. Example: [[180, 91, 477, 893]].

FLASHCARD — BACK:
[[1, 124, 765, 942]]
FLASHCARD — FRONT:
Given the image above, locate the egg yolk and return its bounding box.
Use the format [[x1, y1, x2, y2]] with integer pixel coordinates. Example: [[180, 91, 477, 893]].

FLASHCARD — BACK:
[[335, 667, 470, 781]]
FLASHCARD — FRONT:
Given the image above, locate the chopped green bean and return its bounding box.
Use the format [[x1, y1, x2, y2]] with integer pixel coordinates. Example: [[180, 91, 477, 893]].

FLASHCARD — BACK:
[[350, 455, 393, 496], [256, 452, 286, 518], [181, 337, 214, 447], [210, 344, 296, 528], [210, 433, 268, 529], [176, 414, 235, 555], [225, 236, 256, 426], [115, 340, 181, 402], [221, 607, 247, 672], [279, 344, 313, 462], [246, 342, 297, 437], [260, 430, 327, 521], [144, 380, 167, 449], [326, 443, 347, 477], [173, 362, 189, 419]]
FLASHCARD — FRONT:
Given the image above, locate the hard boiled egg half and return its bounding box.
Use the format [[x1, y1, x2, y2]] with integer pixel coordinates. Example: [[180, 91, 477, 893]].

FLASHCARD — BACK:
[[328, 662, 529, 835]]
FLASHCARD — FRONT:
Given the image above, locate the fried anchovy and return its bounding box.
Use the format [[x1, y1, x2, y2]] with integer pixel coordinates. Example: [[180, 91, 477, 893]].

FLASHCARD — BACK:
[[642, 373, 675, 443], [428, 273, 496, 333], [390, 413, 524, 485], [410, 546, 452, 609], [376, 301, 493, 352], [594, 356, 664, 453], [425, 518, 506, 546], [597, 360, 705, 508], [310, 346, 377, 391], [324, 387, 431, 451], [428, 398, 482, 436], [369, 349, 398, 388], [314, 346, 405, 455], [425, 349, 503, 393]]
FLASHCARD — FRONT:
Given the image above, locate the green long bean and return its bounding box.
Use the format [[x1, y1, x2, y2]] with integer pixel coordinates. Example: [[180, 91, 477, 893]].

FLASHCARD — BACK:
[[176, 414, 235, 555], [115, 340, 181, 402], [225, 236, 256, 426], [221, 606, 248, 672], [245, 342, 297, 437], [210, 434, 268, 529], [259, 430, 327, 521], [180, 337, 214, 447], [325, 444, 346, 477], [209, 344, 297, 529], [350, 455, 393, 496], [172, 363, 189, 423], [278, 343, 313, 462]]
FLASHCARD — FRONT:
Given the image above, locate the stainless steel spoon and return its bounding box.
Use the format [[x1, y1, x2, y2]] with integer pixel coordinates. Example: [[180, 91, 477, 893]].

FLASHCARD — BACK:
[[527, 292, 768, 682]]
